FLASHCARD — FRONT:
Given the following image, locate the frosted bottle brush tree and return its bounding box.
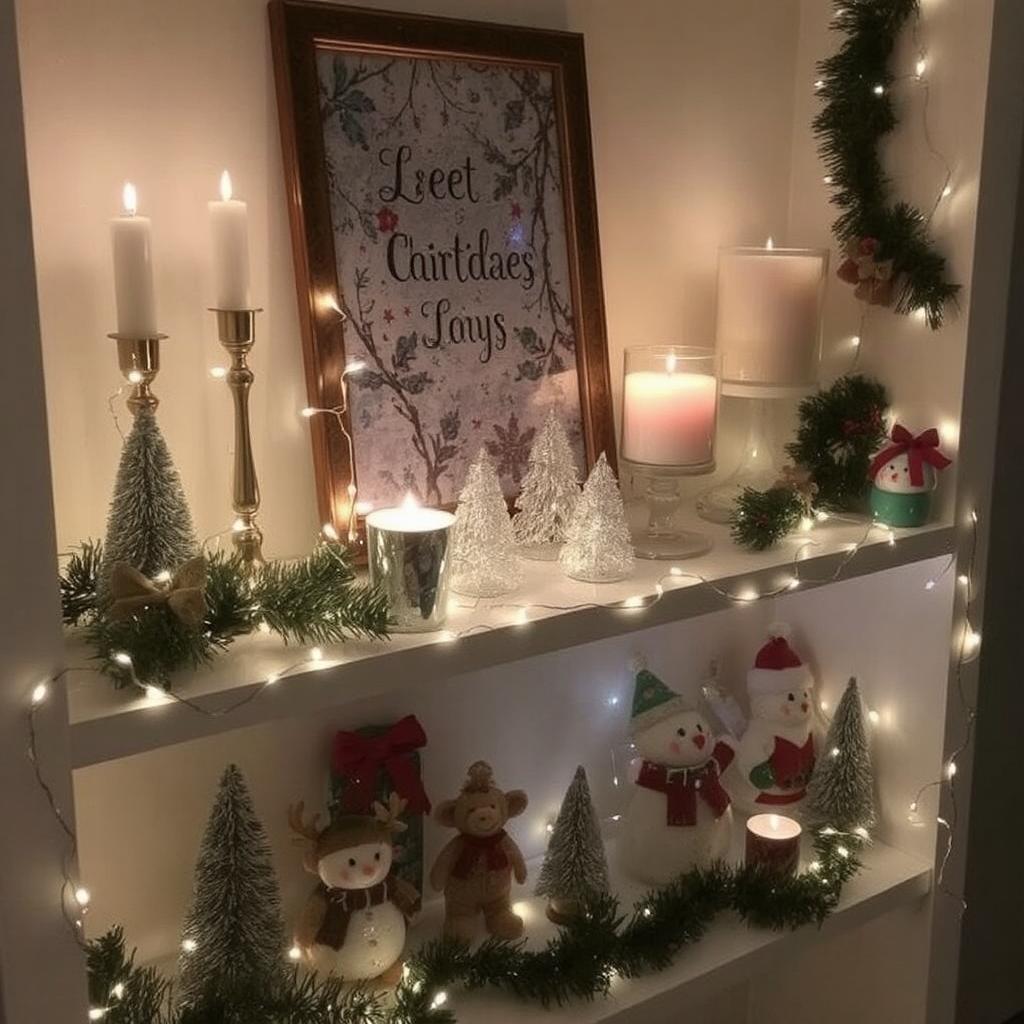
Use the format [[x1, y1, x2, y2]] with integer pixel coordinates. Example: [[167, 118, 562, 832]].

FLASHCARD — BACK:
[[513, 410, 580, 560], [560, 453, 634, 583], [805, 677, 876, 833], [99, 406, 199, 604], [536, 765, 610, 923], [178, 764, 286, 1007], [451, 449, 522, 597]]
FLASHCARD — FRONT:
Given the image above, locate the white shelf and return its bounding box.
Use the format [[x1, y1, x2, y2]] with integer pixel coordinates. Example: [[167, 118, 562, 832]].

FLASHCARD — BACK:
[[65, 515, 954, 769], [408, 832, 931, 1023]]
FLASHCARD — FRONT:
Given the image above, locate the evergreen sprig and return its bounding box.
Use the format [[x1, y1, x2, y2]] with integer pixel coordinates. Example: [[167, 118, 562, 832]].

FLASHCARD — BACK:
[[730, 487, 806, 551], [786, 373, 889, 511], [88, 832, 864, 1024], [814, 0, 958, 327], [62, 542, 390, 687]]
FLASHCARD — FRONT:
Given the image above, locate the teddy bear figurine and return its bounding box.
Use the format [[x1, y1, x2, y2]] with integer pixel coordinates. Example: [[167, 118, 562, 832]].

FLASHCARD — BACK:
[[288, 793, 420, 985], [429, 761, 529, 942]]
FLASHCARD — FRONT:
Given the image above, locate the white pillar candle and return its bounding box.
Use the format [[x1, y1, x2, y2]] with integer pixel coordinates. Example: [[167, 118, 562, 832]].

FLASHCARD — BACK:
[[110, 182, 158, 337], [621, 361, 718, 467], [716, 242, 828, 394], [208, 170, 251, 309], [745, 813, 802, 877]]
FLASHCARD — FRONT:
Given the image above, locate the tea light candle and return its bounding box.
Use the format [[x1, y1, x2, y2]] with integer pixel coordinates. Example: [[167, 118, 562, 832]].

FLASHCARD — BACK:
[[621, 354, 718, 467], [208, 170, 251, 310], [110, 182, 158, 338], [366, 495, 455, 633], [716, 243, 827, 394], [745, 813, 802, 877]]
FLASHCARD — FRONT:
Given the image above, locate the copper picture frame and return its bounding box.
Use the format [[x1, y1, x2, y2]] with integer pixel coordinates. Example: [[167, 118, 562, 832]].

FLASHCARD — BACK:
[[270, 0, 615, 536]]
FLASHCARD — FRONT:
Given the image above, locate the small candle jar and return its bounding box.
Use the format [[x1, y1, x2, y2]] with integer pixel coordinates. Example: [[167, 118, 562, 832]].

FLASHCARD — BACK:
[[620, 346, 720, 559], [745, 813, 802, 877], [366, 498, 455, 633]]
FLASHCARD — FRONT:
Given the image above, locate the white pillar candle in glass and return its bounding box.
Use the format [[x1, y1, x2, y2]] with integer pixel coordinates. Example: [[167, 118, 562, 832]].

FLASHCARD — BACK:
[[208, 170, 251, 310], [716, 242, 828, 394], [621, 348, 719, 468], [110, 182, 158, 337]]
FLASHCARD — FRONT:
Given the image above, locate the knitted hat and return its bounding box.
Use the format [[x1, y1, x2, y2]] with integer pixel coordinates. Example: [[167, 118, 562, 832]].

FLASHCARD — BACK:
[[630, 668, 690, 735], [748, 624, 812, 695]]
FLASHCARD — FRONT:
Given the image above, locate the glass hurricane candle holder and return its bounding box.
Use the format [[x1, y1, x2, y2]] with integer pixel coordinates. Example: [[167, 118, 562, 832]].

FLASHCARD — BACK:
[[620, 346, 719, 559]]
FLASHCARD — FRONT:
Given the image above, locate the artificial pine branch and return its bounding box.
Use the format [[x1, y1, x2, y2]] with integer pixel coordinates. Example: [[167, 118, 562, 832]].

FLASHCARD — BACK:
[[813, 0, 958, 327], [786, 373, 889, 511], [730, 487, 805, 551], [61, 539, 103, 625]]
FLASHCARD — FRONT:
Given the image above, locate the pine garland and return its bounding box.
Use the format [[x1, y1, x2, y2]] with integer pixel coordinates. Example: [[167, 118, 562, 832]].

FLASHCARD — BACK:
[[61, 540, 390, 687], [814, 0, 958, 328], [87, 831, 863, 1024]]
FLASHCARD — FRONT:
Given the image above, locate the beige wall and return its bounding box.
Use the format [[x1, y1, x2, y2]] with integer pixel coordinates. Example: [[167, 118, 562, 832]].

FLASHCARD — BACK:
[[17, 0, 800, 554]]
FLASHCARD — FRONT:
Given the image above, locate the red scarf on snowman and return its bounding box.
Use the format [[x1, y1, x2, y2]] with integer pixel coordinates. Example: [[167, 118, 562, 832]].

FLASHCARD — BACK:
[[636, 742, 734, 827]]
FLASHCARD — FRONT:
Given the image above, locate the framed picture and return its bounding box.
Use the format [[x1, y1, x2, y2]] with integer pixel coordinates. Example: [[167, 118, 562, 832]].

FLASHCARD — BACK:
[[270, 0, 615, 531]]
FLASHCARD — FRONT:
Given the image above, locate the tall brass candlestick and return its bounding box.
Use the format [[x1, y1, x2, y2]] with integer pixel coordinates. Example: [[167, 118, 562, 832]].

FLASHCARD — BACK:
[[109, 332, 167, 413], [212, 307, 264, 565]]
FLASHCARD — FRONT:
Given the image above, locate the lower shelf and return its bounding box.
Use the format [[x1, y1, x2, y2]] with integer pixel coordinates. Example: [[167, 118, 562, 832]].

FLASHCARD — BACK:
[[406, 836, 931, 1023]]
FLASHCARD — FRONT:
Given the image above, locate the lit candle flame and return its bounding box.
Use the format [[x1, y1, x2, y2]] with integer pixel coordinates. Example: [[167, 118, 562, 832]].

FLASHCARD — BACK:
[[122, 182, 138, 217], [401, 492, 420, 511], [665, 352, 677, 374], [219, 170, 233, 202], [766, 236, 775, 250]]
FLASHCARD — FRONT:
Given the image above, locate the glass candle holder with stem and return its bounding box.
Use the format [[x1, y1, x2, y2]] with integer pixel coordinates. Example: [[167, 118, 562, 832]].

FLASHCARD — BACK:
[[620, 346, 719, 559]]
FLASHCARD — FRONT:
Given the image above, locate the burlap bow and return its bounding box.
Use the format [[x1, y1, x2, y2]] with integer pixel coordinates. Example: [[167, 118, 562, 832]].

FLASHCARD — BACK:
[[107, 556, 207, 626]]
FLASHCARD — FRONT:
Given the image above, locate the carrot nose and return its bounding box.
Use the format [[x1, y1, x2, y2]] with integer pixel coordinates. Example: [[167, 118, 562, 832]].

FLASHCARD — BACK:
[[361, 865, 375, 877], [693, 734, 706, 750]]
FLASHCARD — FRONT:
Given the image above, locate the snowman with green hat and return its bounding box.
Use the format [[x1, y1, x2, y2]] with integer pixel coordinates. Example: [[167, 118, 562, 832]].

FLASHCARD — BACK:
[[621, 664, 735, 886]]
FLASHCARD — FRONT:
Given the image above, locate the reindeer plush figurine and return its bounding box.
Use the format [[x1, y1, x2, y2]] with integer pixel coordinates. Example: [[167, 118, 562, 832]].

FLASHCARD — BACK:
[[430, 761, 529, 941], [289, 793, 419, 985]]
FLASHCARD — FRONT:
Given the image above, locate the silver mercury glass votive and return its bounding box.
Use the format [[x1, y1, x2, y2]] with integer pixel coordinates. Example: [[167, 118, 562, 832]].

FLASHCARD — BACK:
[[365, 502, 456, 632]]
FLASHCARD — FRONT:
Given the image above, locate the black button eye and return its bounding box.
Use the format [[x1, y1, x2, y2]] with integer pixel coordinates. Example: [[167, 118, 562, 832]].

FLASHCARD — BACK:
[[697, 723, 704, 733], [374, 851, 381, 861], [348, 858, 356, 867], [676, 727, 686, 737], [787, 693, 795, 701]]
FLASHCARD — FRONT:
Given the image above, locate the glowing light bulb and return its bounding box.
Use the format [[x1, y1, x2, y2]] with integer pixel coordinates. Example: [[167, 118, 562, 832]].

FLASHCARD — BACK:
[[154, 569, 171, 584], [301, 407, 316, 418], [873, 84, 885, 96], [787, 577, 801, 591], [31, 683, 49, 705], [915, 57, 928, 78], [127, 370, 144, 384], [851, 335, 861, 348], [942, 185, 953, 198], [209, 366, 228, 380], [431, 992, 448, 1010], [322, 522, 339, 541], [809, 861, 821, 873], [266, 672, 280, 685], [642, 906, 653, 918], [963, 628, 981, 655], [606, 694, 620, 707], [75, 887, 91, 907], [868, 709, 880, 725], [830, 746, 840, 758], [181, 938, 197, 953], [111, 984, 124, 1000], [819, 700, 829, 713], [288, 945, 302, 961], [946, 761, 957, 779], [89, 1010, 107, 1022], [957, 574, 969, 587], [112, 651, 133, 667], [836, 845, 850, 859], [823, 175, 833, 185], [545, 822, 555, 835], [925, 579, 936, 591], [309, 647, 324, 662], [122, 182, 137, 217], [343, 360, 366, 376], [814, 79, 825, 90]]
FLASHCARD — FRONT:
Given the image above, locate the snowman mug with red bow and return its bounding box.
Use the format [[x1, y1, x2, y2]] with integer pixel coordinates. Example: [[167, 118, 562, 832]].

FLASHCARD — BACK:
[[868, 425, 952, 528]]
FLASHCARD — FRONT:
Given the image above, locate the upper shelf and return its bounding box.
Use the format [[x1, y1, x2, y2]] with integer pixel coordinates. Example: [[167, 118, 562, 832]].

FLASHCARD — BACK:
[[65, 513, 955, 769]]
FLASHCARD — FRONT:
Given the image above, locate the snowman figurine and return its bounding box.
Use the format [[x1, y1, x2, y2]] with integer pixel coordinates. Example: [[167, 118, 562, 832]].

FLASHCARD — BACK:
[[621, 667, 735, 886], [868, 424, 952, 528], [288, 794, 419, 985], [721, 626, 816, 817]]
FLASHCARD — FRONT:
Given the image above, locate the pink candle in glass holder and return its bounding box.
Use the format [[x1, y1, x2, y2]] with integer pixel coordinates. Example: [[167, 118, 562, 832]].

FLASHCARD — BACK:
[[621, 352, 718, 467]]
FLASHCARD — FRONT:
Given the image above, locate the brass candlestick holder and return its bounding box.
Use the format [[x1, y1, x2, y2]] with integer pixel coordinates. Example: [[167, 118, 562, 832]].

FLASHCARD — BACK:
[[109, 332, 167, 413], [211, 307, 265, 566]]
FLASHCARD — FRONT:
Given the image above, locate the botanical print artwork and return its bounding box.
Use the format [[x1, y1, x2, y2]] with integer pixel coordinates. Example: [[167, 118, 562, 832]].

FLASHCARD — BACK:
[[316, 49, 585, 508]]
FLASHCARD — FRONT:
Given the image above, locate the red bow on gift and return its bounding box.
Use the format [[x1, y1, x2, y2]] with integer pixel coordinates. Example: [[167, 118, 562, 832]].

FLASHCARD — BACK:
[[869, 425, 952, 488], [332, 715, 431, 815]]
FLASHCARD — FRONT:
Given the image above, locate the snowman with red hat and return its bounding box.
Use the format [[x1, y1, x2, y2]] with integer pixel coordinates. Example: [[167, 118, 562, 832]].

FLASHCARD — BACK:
[[621, 666, 735, 886], [721, 625, 817, 817]]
